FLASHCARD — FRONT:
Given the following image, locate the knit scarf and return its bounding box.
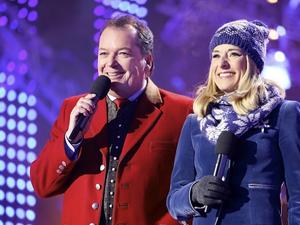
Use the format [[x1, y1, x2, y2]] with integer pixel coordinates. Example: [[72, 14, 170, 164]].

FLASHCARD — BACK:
[[199, 85, 283, 143]]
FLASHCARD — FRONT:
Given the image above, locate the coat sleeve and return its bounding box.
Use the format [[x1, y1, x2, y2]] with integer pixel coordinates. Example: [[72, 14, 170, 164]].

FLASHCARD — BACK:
[[166, 114, 202, 220], [30, 99, 79, 197], [278, 101, 300, 225]]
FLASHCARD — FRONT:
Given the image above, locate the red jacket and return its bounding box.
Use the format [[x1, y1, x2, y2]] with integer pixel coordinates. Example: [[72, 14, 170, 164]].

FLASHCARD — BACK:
[[30, 79, 193, 225]]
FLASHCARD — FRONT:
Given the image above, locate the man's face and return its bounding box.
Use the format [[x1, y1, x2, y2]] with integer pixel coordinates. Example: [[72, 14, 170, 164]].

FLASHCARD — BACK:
[[98, 26, 152, 98]]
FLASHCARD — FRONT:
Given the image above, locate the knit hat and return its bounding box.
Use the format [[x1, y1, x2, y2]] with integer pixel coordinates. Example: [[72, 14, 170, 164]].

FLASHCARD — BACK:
[[209, 19, 269, 72]]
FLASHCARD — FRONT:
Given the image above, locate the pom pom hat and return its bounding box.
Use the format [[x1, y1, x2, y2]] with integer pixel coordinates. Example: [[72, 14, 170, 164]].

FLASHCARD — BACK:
[[209, 19, 269, 72]]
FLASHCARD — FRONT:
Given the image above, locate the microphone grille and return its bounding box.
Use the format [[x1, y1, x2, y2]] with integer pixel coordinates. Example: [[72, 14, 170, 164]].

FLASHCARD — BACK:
[[215, 131, 238, 156], [91, 76, 111, 99]]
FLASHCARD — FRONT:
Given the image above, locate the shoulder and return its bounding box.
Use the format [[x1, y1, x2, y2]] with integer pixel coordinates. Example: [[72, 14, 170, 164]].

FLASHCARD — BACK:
[[277, 100, 300, 127], [279, 100, 300, 114], [159, 88, 193, 105], [63, 94, 86, 105]]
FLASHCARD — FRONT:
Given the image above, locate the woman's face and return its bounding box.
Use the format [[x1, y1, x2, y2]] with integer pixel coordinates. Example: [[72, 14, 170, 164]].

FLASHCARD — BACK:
[[211, 44, 247, 93]]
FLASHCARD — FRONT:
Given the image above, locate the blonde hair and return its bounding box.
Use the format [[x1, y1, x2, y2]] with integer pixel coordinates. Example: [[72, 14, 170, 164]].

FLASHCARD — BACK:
[[193, 55, 285, 117]]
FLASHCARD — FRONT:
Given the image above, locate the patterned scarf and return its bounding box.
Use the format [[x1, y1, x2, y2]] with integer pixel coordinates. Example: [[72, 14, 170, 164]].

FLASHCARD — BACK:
[[199, 85, 283, 143]]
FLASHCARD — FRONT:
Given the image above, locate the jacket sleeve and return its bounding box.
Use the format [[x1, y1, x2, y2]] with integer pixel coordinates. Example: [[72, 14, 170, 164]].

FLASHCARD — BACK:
[[166, 114, 202, 220], [278, 101, 300, 225], [30, 99, 79, 197]]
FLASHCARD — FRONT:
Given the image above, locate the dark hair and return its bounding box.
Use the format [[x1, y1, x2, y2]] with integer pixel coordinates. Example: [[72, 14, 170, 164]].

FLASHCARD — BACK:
[[103, 14, 154, 55]]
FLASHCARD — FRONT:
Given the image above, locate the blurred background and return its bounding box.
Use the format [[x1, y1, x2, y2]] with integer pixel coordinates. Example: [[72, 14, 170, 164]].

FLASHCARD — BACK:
[[0, 0, 299, 224]]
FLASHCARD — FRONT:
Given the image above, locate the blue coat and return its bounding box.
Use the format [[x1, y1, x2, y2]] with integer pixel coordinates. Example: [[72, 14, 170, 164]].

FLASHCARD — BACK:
[[167, 100, 300, 225]]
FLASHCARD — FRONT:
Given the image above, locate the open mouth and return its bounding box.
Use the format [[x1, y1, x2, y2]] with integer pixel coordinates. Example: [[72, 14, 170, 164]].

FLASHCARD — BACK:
[[218, 72, 235, 78]]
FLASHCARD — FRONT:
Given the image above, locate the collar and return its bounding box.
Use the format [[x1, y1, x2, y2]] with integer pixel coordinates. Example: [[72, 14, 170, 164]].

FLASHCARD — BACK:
[[107, 78, 162, 105]]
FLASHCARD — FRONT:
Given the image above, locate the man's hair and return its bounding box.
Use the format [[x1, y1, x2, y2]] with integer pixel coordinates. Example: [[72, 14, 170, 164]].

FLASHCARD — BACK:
[[103, 14, 154, 56], [193, 55, 285, 117]]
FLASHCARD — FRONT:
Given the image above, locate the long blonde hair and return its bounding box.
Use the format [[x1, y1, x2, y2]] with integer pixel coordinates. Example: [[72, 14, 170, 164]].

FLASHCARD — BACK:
[[193, 55, 285, 117]]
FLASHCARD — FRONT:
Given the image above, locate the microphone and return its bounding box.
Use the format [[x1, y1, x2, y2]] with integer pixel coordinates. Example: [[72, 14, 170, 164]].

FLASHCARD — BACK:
[[69, 76, 111, 140], [204, 131, 238, 213]]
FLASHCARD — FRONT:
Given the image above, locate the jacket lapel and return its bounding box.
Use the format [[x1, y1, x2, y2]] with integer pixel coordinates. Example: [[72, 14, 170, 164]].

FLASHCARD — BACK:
[[119, 79, 163, 161]]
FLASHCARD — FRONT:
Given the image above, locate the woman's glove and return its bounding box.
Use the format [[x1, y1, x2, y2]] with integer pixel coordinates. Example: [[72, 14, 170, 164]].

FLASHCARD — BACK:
[[191, 175, 231, 208]]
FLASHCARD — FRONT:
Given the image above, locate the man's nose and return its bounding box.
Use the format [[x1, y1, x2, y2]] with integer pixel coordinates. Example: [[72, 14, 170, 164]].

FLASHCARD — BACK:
[[107, 55, 118, 67]]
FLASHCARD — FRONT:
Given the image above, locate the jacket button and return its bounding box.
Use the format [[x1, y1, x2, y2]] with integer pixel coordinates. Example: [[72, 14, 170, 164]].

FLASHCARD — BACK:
[[89, 223, 96, 225], [91, 202, 99, 210], [100, 164, 105, 171], [95, 184, 102, 190]]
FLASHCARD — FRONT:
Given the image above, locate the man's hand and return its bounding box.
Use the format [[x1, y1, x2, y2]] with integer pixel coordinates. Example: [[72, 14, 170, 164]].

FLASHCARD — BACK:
[[65, 93, 96, 143]]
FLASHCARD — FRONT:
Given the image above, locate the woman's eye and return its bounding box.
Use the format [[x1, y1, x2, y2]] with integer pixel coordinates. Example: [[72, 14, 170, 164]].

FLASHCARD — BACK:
[[230, 52, 242, 57], [99, 52, 107, 56]]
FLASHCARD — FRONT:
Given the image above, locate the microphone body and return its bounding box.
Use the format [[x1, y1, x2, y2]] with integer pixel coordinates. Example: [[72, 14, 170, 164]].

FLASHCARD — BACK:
[[69, 76, 111, 140], [204, 131, 238, 213]]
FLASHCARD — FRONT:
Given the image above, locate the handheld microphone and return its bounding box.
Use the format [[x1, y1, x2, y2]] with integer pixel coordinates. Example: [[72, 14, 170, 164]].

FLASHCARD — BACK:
[[69, 76, 111, 140], [204, 131, 238, 213]]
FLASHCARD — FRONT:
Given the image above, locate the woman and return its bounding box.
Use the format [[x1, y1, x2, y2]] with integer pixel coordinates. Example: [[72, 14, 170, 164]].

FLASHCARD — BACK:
[[167, 19, 300, 225]]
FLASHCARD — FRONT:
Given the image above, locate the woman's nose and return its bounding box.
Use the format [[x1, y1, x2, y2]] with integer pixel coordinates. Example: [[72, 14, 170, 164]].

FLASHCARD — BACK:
[[219, 56, 230, 69]]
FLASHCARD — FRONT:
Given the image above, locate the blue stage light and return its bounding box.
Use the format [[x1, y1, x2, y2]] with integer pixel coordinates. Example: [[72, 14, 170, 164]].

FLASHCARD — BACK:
[[27, 123, 38, 135], [26, 152, 36, 163], [7, 148, 16, 160], [0, 102, 6, 113], [0, 87, 6, 98], [17, 121, 27, 132], [0, 72, 6, 83], [26, 181, 34, 192], [17, 135, 26, 147], [16, 193, 26, 205], [18, 92, 28, 104], [0, 190, 4, 201], [0, 116, 6, 127], [7, 104, 16, 116], [0, 160, 5, 172], [17, 106, 27, 118], [0, 175, 5, 186], [5, 206, 15, 218], [7, 162, 16, 174], [7, 90, 17, 102], [6, 192, 16, 203], [0, 145, 5, 157], [17, 179, 26, 191], [17, 164, 26, 176], [0, 131, 6, 142], [16, 208, 25, 219], [26, 195, 36, 207], [26, 209, 35, 221], [6, 177, 16, 189], [7, 133, 17, 145], [7, 119, 16, 131], [17, 150, 26, 162], [6, 75, 15, 86], [27, 137, 37, 149], [27, 109, 37, 121]]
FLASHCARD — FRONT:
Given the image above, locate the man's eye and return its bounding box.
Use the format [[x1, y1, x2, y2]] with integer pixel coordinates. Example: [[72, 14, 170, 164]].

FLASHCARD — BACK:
[[212, 54, 219, 58], [99, 52, 108, 56], [119, 52, 130, 56]]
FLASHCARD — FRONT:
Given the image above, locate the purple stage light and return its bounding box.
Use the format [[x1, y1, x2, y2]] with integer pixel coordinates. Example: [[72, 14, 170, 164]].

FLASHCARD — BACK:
[[28, 0, 38, 8], [18, 8, 29, 19], [94, 5, 105, 16], [27, 10, 38, 22], [0, 16, 8, 27]]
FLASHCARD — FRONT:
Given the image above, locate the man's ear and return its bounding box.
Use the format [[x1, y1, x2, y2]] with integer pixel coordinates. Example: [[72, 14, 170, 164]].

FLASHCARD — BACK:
[[145, 54, 154, 76]]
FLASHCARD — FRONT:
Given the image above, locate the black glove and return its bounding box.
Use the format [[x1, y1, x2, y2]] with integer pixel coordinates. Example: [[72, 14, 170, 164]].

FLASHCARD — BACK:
[[191, 175, 231, 208]]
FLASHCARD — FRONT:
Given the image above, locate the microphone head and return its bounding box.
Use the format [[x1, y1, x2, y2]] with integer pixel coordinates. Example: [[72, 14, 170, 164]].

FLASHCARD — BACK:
[[215, 131, 239, 157], [91, 76, 111, 100]]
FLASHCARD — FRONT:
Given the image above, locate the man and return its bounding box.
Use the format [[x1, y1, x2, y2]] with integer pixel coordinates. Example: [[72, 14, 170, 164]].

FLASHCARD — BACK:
[[30, 14, 192, 225]]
